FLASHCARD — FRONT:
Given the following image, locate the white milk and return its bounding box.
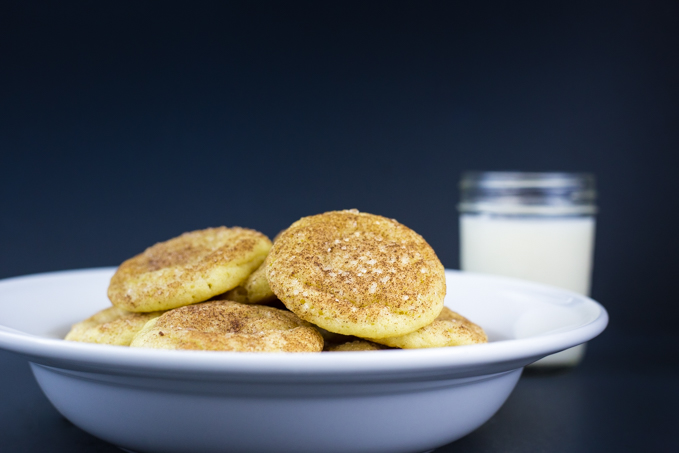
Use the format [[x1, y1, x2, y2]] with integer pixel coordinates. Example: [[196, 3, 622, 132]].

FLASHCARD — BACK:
[[460, 214, 596, 366], [460, 215, 595, 295]]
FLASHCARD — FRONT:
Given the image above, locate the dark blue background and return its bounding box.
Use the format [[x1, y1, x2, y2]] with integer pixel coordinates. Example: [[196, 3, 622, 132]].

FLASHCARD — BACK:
[[1, 1, 677, 339]]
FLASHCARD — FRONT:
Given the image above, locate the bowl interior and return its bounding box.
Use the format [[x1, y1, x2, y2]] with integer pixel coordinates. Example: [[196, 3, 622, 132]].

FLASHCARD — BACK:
[[0, 268, 608, 377], [0, 268, 601, 341]]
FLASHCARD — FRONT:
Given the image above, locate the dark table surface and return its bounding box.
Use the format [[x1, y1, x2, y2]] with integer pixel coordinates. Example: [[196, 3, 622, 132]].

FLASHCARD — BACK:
[[1, 331, 677, 453]]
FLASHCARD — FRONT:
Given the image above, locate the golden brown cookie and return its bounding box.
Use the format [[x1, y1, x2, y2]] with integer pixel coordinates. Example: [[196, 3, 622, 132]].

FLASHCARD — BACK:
[[108, 227, 272, 312], [324, 339, 388, 352], [367, 306, 487, 349], [267, 210, 446, 338], [221, 260, 276, 304], [314, 326, 355, 345], [65, 306, 164, 346], [129, 300, 324, 352]]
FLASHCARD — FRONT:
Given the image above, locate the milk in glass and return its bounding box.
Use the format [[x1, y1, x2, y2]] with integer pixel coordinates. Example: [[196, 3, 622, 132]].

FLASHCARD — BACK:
[[459, 172, 597, 367]]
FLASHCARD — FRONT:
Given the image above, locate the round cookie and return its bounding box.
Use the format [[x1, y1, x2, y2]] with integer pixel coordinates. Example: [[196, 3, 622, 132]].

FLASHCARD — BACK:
[[65, 306, 164, 346], [221, 259, 276, 304], [314, 326, 355, 345], [267, 210, 446, 338], [108, 227, 272, 312], [324, 339, 388, 352], [130, 300, 324, 352], [367, 307, 487, 349]]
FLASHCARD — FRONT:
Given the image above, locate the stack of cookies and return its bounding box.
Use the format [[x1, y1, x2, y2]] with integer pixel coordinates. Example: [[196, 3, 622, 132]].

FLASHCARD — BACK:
[[65, 210, 487, 352]]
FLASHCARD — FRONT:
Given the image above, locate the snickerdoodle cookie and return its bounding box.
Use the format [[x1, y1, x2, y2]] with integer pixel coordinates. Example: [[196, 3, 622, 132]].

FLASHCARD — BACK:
[[221, 259, 276, 304], [130, 300, 324, 352], [324, 339, 388, 352], [65, 306, 164, 346], [108, 227, 271, 312], [267, 210, 445, 339], [367, 306, 487, 349]]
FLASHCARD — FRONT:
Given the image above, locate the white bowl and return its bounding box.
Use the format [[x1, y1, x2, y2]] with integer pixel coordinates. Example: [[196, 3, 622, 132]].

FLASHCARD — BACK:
[[0, 268, 607, 453]]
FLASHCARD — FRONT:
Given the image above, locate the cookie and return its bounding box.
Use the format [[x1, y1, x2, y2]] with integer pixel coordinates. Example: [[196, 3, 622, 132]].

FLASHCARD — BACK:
[[324, 339, 388, 352], [221, 259, 276, 304], [108, 227, 271, 312], [65, 306, 164, 346], [367, 307, 487, 349], [130, 300, 324, 352], [267, 210, 446, 338]]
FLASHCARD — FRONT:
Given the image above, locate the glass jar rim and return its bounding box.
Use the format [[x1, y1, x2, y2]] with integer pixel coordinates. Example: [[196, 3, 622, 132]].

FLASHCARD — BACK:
[[459, 171, 597, 215], [460, 171, 595, 190]]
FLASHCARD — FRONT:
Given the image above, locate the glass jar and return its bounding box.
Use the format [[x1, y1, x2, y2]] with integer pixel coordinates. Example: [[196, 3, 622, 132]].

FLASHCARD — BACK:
[[459, 172, 597, 367]]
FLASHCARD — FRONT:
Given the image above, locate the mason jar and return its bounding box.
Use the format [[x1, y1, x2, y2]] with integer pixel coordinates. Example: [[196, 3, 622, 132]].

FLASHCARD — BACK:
[[459, 171, 597, 367]]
